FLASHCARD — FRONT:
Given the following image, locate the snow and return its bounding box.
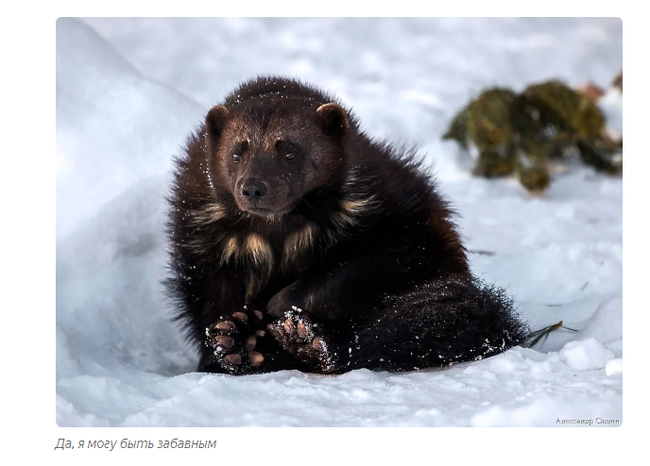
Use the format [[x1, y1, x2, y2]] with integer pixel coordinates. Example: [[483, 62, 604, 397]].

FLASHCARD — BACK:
[[559, 339, 616, 372], [56, 18, 205, 239], [55, 16, 625, 433]]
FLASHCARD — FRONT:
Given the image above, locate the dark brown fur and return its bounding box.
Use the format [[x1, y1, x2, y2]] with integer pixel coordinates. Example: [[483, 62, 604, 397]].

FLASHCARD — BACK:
[[165, 76, 528, 374]]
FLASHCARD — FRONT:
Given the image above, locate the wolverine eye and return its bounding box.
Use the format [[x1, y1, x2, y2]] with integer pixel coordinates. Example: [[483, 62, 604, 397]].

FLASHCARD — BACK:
[[232, 153, 241, 163], [285, 152, 295, 161]]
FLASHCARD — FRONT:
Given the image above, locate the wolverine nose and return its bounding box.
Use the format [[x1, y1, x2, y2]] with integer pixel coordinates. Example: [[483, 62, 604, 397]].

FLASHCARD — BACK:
[[241, 180, 268, 200]]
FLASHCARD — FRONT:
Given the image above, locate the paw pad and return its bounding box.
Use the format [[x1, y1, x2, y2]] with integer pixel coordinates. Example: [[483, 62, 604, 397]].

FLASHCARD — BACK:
[[205, 308, 267, 372], [267, 307, 336, 372]]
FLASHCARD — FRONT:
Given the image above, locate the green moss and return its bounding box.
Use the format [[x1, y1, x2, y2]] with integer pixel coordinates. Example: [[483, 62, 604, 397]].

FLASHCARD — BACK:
[[443, 79, 622, 192]]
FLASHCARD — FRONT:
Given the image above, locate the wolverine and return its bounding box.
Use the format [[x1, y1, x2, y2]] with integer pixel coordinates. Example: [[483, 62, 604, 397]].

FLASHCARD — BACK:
[[166, 76, 528, 374]]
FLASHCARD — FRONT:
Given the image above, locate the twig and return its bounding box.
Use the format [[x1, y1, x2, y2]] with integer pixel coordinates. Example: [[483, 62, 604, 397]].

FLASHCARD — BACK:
[[525, 320, 578, 348]]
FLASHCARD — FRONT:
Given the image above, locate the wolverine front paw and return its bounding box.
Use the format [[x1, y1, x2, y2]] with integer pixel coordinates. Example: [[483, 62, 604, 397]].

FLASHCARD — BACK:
[[205, 308, 266, 373], [267, 306, 336, 373]]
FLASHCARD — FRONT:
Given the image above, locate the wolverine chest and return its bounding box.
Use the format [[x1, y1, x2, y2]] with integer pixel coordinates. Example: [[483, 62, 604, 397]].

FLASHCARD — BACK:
[[216, 222, 319, 300], [218, 222, 316, 269]]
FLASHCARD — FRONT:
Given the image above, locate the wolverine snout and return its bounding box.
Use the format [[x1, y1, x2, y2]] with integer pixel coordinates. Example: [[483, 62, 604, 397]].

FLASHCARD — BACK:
[[240, 180, 269, 202]]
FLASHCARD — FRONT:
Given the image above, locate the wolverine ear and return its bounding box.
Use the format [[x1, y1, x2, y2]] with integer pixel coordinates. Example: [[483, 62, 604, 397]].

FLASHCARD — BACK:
[[316, 103, 349, 137], [205, 105, 230, 145]]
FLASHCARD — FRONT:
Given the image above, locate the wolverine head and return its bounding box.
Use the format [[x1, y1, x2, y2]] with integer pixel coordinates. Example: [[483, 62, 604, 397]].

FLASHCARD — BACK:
[[204, 98, 350, 217]]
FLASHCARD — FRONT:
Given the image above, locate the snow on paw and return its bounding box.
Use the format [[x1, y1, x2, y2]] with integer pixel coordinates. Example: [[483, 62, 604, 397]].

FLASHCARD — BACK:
[[205, 308, 266, 373], [267, 306, 336, 373]]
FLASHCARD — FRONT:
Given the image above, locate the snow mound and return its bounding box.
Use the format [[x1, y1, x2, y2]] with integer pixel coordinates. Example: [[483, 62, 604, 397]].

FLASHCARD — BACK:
[[559, 338, 616, 371], [56, 18, 206, 240], [605, 358, 623, 376]]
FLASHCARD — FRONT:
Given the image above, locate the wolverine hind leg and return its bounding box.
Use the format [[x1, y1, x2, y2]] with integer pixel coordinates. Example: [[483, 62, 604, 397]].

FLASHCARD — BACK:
[[262, 277, 528, 374]]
